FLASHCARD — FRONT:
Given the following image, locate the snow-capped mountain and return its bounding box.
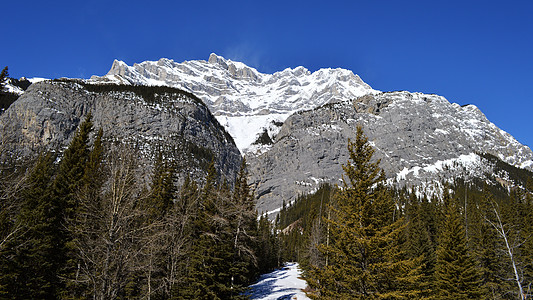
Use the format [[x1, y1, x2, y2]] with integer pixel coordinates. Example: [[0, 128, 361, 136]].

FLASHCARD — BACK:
[[89, 54, 533, 215], [90, 53, 376, 152]]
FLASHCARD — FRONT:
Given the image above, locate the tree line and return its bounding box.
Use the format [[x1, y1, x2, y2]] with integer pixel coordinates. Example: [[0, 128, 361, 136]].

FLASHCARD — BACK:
[[279, 125, 533, 299], [0, 115, 280, 299]]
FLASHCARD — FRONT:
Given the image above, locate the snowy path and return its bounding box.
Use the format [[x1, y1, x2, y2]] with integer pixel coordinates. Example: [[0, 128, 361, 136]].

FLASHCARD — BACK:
[[248, 262, 311, 300]]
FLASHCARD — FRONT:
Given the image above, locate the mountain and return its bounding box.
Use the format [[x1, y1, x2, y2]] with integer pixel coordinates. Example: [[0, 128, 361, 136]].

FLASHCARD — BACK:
[[90, 53, 376, 152], [248, 92, 533, 214], [89, 54, 533, 215], [0, 79, 242, 184]]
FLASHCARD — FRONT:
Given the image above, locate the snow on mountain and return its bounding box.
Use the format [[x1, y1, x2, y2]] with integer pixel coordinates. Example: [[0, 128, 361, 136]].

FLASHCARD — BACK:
[[247, 91, 533, 214], [90, 53, 377, 152]]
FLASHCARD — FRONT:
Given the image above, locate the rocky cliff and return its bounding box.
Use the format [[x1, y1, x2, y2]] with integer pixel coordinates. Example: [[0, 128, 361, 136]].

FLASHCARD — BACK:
[[247, 91, 533, 214], [0, 80, 242, 183]]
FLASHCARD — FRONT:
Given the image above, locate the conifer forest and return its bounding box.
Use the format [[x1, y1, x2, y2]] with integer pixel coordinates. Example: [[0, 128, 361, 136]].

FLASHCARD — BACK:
[[1, 117, 533, 299]]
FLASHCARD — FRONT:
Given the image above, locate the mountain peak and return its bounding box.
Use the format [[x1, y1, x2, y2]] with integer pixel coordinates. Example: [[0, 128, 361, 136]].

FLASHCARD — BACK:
[[91, 54, 377, 152], [208, 53, 228, 66]]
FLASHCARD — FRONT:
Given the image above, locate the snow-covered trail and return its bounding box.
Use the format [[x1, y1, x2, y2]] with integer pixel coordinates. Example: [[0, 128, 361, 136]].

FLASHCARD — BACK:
[[247, 262, 310, 300]]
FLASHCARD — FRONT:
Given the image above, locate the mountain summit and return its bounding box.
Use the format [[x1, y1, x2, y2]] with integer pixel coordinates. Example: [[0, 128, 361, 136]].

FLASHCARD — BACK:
[[91, 54, 376, 152], [58, 55, 531, 214]]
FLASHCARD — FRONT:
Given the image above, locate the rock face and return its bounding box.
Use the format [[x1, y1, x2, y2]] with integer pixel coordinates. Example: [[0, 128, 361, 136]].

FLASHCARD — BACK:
[[90, 54, 376, 152], [247, 92, 533, 214], [0, 80, 242, 183], [8, 55, 532, 216]]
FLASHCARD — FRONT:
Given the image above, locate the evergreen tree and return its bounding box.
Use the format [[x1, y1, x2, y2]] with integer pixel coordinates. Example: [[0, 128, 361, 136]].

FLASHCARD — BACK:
[[0, 153, 61, 299], [178, 162, 233, 299], [307, 125, 422, 299], [434, 199, 484, 299], [145, 152, 175, 221], [139, 152, 176, 299], [0, 66, 8, 91], [227, 158, 259, 294], [469, 188, 508, 298], [65, 128, 105, 298], [52, 114, 95, 297], [404, 192, 436, 297], [53, 113, 94, 218]]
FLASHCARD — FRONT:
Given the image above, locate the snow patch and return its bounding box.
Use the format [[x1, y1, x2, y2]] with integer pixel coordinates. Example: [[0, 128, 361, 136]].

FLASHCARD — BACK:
[[395, 153, 481, 181], [247, 262, 310, 300]]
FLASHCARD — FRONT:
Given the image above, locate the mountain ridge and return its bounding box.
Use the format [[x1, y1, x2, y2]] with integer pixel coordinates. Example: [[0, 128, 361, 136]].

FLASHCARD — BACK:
[[5, 54, 532, 215], [90, 53, 376, 152]]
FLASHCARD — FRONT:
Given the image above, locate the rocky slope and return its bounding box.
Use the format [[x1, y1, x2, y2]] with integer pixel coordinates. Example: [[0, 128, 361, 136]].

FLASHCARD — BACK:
[[248, 92, 533, 214], [6, 55, 532, 215], [0, 80, 242, 183], [90, 53, 376, 152], [88, 55, 533, 215]]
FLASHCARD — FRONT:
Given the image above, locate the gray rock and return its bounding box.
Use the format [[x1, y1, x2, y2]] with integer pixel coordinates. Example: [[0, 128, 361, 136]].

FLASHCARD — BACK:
[[247, 91, 533, 215], [0, 80, 242, 184]]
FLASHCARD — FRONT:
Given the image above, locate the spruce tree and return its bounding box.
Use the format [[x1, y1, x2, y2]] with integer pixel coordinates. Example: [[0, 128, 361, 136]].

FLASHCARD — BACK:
[[404, 193, 436, 297], [228, 158, 258, 293], [0, 153, 61, 299], [178, 162, 233, 299], [0, 66, 8, 91], [307, 125, 422, 299], [64, 128, 105, 298], [434, 199, 484, 299], [53, 114, 95, 296]]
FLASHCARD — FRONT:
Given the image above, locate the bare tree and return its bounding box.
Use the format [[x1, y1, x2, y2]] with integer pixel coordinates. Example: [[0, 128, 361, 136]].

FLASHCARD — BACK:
[[70, 145, 147, 300], [486, 200, 530, 300], [0, 153, 33, 252]]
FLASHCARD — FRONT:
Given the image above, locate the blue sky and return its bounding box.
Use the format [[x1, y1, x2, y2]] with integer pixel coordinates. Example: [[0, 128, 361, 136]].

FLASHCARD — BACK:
[[4, 0, 533, 147]]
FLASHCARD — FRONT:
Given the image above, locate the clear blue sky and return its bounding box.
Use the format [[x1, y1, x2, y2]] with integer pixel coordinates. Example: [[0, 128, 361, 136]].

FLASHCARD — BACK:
[[4, 0, 533, 148]]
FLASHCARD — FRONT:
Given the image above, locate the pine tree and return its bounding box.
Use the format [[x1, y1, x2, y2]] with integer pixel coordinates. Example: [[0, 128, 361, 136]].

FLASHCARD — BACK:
[[0, 66, 8, 91], [227, 158, 258, 294], [65, 128, 105, 298], [307, 125, 422, 299], [53, 113, 94, 218], [139, 152, 177, 299], [52, 114, 95, 297], [0, 153, 62, 299], [469, 188, 508, 298], [404, 192, 436, 297], [178, 162, 233, 299], [434, 199, 484, 299], [145, 152, 175, 221]]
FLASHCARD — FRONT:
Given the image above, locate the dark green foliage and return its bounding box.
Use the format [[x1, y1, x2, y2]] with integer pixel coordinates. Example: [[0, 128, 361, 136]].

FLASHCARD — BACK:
[[278, 184, 333, 265], [145, 152, 175, 220], [0, 153, 61, 299], [0, 67, 20, 114], [53, 113, 94, 217], [53, 78, 205, 106], [186, 141, 215, 164], [0, 92, 18, 114], [256, 214, 281, 275], [0, 67, 8, 89], [434, 200, 484, 299], [306, 125, 423, 299], [403, 193, 437, 297], [479, 152, 533, 188]]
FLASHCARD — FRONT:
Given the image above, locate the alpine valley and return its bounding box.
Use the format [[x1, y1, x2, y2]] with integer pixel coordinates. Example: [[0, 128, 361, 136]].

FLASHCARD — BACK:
[[2, 54, 533, 299], [2, 53, 533, 215]]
